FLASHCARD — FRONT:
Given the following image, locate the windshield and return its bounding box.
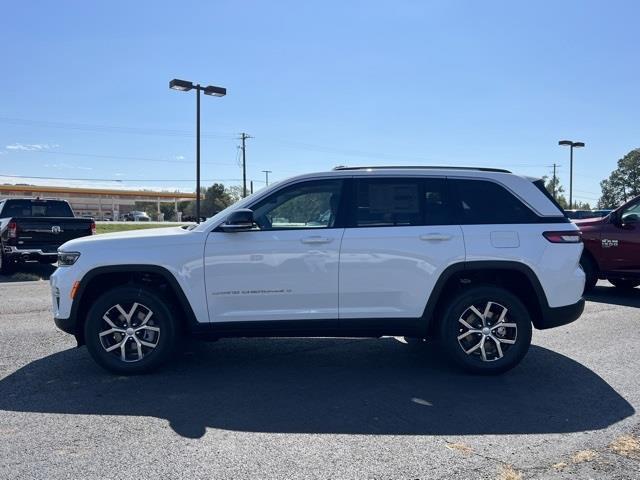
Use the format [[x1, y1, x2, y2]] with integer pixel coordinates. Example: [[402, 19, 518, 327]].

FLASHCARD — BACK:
[[0, 200, 74, 217]]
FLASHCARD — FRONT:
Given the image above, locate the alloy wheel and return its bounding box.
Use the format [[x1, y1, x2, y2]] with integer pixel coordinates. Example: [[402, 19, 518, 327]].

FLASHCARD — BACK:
[[99, 302, 160, 362], [457, 301, 517, 362]]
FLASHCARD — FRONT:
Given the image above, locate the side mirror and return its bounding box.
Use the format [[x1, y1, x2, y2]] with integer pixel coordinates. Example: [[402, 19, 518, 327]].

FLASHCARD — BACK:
[[220, 209, 255, 232]]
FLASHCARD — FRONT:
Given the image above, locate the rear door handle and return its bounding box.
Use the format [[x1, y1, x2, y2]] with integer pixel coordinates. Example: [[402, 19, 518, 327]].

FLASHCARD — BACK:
[[301, 236, 333, 244], [420, 233, 452, 242]]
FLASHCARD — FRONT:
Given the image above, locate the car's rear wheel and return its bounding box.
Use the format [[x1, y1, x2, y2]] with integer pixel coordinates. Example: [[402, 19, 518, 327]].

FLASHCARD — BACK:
[[84, 286, 180, 374], [439, 286, 532, 375], [609, 279, 640, 290]]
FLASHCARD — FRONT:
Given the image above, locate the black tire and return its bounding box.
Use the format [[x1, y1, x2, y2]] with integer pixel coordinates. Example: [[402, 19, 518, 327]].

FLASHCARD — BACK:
[[84, 286, 180, 374], [580, 254, 598, 293], [439, 286, 533, 375], [609, 279, 640, 290], [0, 248, 15, 275]]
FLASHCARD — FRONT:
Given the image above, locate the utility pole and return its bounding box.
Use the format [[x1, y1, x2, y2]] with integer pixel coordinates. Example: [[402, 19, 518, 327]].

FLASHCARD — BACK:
[[239, 133, 252, 197], [262, 170, 272, 186], [552, 163, 558, 200], [196, 87, 201, 220], [250, 181, 254, 195]]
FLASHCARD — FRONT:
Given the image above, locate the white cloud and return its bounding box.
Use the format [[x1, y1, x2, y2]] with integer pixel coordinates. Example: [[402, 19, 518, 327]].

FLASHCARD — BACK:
[[175, 155, 185, 160], [5, 143, 60, 151]]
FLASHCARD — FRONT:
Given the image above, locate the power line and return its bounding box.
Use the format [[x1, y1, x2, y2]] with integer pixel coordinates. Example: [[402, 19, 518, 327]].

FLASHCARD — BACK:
[[2, 116, 558, 167], [0, 173, 265, 183], [4, 149, 237, 166], [0, 116, 235, 140]]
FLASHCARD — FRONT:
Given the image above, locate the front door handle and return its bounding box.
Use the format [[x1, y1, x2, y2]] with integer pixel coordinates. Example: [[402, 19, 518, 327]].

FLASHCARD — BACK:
[[420, 233, 453, 242], [301, 236, 333, 244]]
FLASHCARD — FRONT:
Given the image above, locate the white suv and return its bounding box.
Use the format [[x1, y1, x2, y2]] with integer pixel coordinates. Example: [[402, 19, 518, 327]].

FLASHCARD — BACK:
[[50, 166, 585, 375]]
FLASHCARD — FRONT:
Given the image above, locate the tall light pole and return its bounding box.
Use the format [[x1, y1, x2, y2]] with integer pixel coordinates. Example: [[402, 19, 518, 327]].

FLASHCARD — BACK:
[[170, 79, 226, 222], [558, 140, 585, 209], [262, 170, 272, 186]]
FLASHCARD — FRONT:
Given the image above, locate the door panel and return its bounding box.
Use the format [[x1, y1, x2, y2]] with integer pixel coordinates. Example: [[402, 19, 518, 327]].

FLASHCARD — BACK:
[[339, 225, 465, 318], [204, 229, 344, 322], [339, 177, 465, 319], [598, 205, 640, 274], [204, 178, 346, 323]]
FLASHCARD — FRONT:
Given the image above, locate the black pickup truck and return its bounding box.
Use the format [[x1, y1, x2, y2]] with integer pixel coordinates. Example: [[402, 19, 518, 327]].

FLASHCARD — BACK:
[[0, 198, 95, 273]]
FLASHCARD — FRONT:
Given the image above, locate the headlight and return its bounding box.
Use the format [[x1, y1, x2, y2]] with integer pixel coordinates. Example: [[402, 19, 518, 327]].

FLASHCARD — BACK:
[[58, 251, 81, 266]]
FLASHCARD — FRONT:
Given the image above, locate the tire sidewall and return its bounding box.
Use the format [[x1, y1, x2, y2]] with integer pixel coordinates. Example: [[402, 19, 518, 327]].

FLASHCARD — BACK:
[[440, 286, 533, 375], [84, 286, 178, 374], [580, 255, 597, 292]]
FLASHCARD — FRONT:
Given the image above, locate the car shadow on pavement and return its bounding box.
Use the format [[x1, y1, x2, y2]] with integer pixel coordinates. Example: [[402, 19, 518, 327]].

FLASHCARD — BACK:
[[0, 263, 56, 283], [0, 338, 633, 439], [585, 284, 640, 308]]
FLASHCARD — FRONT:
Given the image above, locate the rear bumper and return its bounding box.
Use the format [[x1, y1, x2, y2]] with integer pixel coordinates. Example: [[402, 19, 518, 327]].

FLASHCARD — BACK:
[[3, 246, 57, 262], [538, 298, 585, 329]]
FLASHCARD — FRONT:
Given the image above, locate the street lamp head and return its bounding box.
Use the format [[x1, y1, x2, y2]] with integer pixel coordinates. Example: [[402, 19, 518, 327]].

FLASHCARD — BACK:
[[203, 85, 227, 97], [558, 140, 585, 148], [169, 79, 194, 92]]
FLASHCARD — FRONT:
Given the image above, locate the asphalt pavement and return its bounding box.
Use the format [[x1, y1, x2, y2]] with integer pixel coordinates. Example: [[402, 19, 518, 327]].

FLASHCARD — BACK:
[[0, 273, 639, 479]]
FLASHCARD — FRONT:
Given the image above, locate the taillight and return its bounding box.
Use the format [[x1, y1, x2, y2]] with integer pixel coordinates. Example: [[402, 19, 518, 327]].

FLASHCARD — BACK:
[[90, 221, 96, 235], [8, 221, 17, 239], [543, 231, 582, 243]]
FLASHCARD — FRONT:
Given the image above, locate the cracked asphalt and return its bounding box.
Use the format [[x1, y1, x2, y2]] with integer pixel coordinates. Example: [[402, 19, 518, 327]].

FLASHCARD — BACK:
[[0, 276, 639, 479]]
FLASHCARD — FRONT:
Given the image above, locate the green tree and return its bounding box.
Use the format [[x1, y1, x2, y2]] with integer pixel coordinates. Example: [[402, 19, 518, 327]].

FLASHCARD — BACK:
[[225, 185, 245, 204], [542, 175, 569, 209], [160, 203, 176, 221], [598, 149, 640, 208], [177, 183, 235, 219]]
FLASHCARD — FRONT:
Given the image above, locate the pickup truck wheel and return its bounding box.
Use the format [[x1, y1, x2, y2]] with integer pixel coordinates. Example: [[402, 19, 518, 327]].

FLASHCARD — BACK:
[[580, 254, 598, 292], [0, 249, 15, 275], [84, 286, 179, 374], [609, 279, 640, 290], [439, 286, 532, 375]]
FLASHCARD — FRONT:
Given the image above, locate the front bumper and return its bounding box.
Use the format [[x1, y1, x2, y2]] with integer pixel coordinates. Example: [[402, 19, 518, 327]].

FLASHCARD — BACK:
[[54, 316, 78, 336], [538, 298, 585, 329]]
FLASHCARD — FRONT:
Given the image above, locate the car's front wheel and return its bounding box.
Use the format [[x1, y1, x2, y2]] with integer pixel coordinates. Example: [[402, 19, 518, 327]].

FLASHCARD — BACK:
[[439, 286, 532, 374], [84, 286, 180, 374]]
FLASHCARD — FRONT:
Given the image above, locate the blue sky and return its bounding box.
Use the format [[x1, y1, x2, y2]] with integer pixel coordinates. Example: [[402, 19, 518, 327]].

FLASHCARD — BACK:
[[1, 0, 639, 205]]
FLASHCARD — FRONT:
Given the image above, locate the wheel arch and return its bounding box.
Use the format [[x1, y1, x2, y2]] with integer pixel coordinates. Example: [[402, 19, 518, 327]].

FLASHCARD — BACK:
[[422, 261, 551, 337], [71, 265, 201, 346]]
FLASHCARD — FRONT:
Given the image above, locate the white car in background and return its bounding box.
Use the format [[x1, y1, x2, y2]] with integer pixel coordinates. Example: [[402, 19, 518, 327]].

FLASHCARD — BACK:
[[50, 166, 585, 375], [123, 211, 150, 222]]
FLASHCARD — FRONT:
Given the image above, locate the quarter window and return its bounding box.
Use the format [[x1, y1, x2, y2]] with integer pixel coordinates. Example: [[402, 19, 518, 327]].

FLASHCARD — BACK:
[[251, 180, 343, 230], [450, 179, 538, 224]]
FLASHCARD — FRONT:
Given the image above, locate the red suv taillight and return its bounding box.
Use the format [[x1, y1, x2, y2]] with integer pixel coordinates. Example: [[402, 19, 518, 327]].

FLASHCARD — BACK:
[[543, 231, 582, 243], [90, 221, 96, 235], [8, 221, 17, 239]]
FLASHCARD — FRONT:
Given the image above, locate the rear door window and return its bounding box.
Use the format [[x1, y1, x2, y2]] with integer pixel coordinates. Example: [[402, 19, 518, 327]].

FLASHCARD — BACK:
[[449, 179, 538, 224], [352, 177, 451, 227]]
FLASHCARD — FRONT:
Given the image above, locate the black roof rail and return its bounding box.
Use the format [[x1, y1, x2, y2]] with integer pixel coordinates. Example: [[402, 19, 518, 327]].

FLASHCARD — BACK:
[[332, 165, 512, 173]]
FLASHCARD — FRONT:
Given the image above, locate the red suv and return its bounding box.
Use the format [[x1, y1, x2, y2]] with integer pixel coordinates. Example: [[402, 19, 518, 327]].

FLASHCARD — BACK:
[[576, 195, 640, 291]]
